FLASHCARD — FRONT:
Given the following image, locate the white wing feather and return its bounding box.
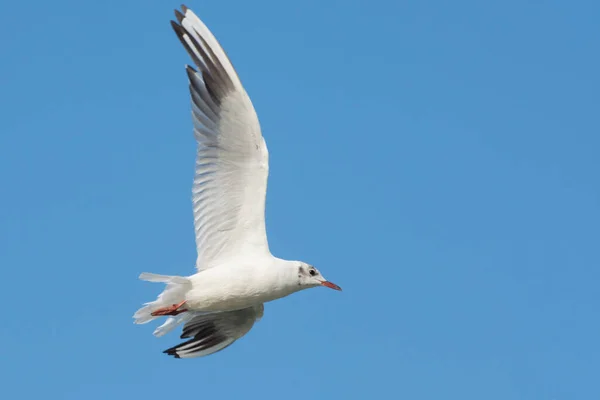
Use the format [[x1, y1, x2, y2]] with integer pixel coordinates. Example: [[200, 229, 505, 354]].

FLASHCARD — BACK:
[[172, 6, 270, 270]]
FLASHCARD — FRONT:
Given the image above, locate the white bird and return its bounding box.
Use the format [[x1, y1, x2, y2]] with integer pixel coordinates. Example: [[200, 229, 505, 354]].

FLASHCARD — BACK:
[[133, 5, 341, 359]]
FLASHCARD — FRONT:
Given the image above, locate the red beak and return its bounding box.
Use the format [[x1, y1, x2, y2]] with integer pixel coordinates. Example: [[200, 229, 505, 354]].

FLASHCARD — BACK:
[[321, 281, 342, 291]]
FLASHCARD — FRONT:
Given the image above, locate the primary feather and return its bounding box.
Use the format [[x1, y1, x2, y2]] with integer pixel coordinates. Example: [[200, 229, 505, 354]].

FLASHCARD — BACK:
[[172, 6, 271, 271]]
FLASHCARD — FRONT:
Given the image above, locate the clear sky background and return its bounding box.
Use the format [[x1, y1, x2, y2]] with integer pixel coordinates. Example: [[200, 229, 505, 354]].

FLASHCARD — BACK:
[[1, 0, 599, 399]]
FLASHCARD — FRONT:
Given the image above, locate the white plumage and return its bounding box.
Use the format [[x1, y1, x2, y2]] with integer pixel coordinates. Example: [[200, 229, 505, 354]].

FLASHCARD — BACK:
[[133, 5, 340, 359]]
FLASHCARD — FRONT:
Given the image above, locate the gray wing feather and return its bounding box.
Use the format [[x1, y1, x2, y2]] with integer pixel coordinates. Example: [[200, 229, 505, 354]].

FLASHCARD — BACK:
[[163, 305, 264, 359], [171, 6, 270, 271]]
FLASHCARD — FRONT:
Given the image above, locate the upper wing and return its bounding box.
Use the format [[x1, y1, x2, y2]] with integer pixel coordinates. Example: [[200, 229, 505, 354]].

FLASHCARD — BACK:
[[171, 6, 270, 271], [163, 305, 264, 358]]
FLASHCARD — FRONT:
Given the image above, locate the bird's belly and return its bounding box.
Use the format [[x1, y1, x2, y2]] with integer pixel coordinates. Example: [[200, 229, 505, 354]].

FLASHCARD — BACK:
[[185, 273, 291, 312], [185, 293, 259, 312]]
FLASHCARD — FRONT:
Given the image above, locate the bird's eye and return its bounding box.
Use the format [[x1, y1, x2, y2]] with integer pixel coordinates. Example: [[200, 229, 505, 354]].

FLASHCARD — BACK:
[[309, 269, 317, 276]]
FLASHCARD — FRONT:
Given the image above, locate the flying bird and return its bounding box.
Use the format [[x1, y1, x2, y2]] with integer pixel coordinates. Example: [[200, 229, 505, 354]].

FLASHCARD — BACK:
[[133, 5, 341, 359]]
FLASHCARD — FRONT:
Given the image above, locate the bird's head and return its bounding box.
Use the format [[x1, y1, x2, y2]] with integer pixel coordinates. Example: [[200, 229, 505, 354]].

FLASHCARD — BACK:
[[296, 262, 341, 291]]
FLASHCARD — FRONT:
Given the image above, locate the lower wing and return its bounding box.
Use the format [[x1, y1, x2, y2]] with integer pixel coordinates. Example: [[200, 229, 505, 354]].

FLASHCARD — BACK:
[[163, 305, 264, 358]]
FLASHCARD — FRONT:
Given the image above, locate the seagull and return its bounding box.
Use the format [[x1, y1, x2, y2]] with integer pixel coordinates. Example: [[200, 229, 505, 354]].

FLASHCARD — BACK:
[[133, 5, 341, 359]]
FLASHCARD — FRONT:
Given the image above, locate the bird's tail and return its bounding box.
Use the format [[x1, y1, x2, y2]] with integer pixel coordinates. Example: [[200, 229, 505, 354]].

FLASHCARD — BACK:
[[133, 273, 193, 336]]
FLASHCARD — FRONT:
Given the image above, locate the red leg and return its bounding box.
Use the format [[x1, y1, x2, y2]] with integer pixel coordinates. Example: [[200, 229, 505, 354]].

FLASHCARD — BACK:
[[151, 300, 187, 316]]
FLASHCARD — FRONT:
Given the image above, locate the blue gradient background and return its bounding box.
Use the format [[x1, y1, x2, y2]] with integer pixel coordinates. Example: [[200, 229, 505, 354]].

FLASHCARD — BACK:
[[1, 1, 599, 399]]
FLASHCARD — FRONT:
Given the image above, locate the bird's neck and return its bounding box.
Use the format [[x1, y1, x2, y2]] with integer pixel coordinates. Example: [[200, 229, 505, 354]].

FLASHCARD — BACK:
[[270, 258, 304, 295]]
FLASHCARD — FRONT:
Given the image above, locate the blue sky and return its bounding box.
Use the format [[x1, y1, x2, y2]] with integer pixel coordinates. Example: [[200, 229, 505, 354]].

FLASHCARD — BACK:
[[1, 0, 599, 398]]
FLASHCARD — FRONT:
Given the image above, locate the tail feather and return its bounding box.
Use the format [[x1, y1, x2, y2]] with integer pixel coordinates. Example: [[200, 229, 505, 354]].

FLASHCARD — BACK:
[[133, 273, 191, 325], [153, 313, 195, 337], [139, 272, 188, 284]]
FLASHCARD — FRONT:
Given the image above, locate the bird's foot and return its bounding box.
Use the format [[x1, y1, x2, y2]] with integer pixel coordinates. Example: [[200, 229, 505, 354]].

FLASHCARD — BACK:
[[151, 300, 187, 316]]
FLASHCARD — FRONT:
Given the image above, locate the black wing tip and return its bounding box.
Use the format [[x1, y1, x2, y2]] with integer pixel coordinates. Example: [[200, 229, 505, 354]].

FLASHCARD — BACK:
[[174, 9, 185, 24], [185, 64, 198, 75], [174, 5, 188, 24], [170, 19, 183, 33], [163, 346, 182, 358]]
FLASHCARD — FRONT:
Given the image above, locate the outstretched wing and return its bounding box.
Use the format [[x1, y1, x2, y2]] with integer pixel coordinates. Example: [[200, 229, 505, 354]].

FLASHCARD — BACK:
[[171, 5, 270, 271], [163, 305, 264, 359]]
